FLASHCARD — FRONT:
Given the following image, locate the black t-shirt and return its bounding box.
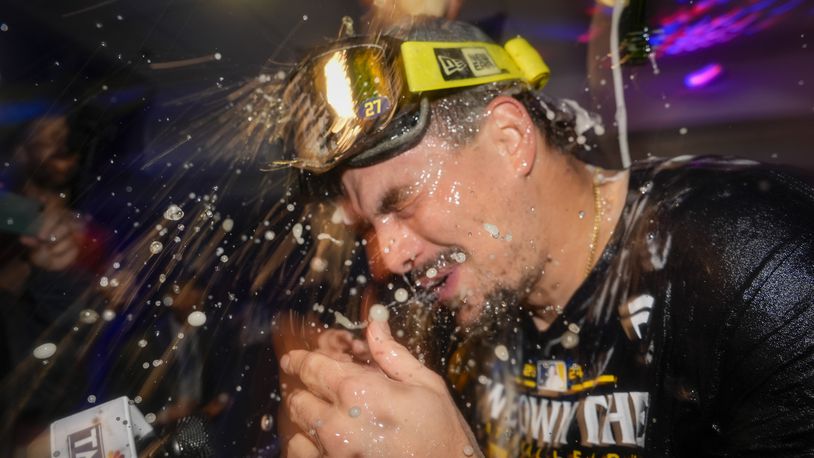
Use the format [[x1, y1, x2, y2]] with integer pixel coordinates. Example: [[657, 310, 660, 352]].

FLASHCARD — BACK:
[[448, 156, 814, 457]]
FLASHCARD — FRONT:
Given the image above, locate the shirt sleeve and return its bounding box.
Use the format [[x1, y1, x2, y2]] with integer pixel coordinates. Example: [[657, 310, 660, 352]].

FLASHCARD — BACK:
[[712, 235, 814, 455], [662, 167, 814, 456]]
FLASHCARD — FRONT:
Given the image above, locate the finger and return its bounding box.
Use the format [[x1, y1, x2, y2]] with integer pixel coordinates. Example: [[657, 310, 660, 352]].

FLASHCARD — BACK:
[[286, 433, 320, 458], [282, 350, 357, 403], [351, 339, 372, 363], [315, 329, 355, 361], [28, 248, 50, 267], [48, 236, 77, 257], [48, 245, 79, 270], [447, 0, 464, 19], [19, 235, 39, 247], [35, 208, 62, 240], [38, 217, 70, 243], [285, 389, 332, 438], [366, 305, 439, 387]]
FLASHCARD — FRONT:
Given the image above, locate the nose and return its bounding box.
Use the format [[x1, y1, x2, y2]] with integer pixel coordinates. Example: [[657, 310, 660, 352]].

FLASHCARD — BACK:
[[373, 219, 423, 275]]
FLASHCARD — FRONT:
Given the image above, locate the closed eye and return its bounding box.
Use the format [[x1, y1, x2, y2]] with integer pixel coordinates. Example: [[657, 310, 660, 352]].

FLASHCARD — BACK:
[[377, 185, 418, 217]]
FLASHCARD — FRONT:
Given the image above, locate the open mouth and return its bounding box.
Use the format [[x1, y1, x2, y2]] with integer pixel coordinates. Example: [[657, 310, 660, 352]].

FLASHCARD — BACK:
[[408, 250, 466, 304], [411, 268, 453, 303]]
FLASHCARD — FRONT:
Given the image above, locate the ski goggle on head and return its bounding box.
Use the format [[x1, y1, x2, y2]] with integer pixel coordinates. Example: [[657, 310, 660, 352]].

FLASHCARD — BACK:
[[274, 34, 550, 174]]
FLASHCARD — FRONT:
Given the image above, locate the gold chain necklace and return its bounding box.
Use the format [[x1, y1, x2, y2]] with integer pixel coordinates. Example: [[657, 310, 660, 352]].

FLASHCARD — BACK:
[[585, 173, 602, 277]]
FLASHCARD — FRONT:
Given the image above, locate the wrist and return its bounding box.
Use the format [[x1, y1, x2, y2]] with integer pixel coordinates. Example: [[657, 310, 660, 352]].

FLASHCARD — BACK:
[[451, 408, 483, 457]]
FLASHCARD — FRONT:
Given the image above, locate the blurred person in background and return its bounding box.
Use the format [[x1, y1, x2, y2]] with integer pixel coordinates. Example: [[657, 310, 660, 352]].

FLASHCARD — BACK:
[[0, 110, 113, 452]]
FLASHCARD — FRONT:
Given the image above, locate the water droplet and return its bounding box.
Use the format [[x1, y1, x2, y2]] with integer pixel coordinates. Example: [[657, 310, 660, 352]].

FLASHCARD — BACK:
[[310, 257, 327, 272], [260, 414, 274, 431], [152, 359, 163, 367], [163, 204, 184, 221], [578, 210, 586, 219], [149, 241, 163, 254], [220, 254, 229, 263], [561, 331, 579, 349], [214, 52, 222, 60], [264, 230, 275, 240], [138, 339, 147, 348], [494, 344, 509, 361], [79, 309, 100, 324], [463, 445, 475, 456], [394, 288, 409, 302], [348, 406, 361, 418], [426, 267, 438, 278], [87, 395, 97, 403], [33, 342, 57, 359], [221, 218, 234, 232], [0, 23, 9, 32], [102, 310, 116, 321], [145, 413, 156, 423], [483, 223, 500, 239], [292, 223, 304, 244], [369, 304, 389, 322], [187, 311, 207, 327], [679, 127, 688, 135]]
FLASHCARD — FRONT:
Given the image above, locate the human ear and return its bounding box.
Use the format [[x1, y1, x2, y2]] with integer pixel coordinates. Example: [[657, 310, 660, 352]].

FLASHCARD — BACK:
[[484, 95, 537, 177]]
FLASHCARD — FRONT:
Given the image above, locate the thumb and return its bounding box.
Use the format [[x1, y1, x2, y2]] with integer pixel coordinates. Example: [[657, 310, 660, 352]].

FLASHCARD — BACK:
[[366, 304, 437, 386], [19, 235, 38, 247]]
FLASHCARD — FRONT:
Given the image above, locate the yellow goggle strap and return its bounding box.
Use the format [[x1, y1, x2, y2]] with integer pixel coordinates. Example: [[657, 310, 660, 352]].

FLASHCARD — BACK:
[[400, 36, 550, 93]]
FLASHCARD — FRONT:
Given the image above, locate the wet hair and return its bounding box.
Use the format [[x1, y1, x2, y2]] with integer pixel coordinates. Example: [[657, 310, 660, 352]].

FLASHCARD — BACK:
[[423, 81, 590, 156], [386, 18, 589, 156]]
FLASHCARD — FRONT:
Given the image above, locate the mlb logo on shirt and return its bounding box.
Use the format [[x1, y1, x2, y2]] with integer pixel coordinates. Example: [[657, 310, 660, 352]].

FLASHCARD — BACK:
[[537, 360, 568, 393]]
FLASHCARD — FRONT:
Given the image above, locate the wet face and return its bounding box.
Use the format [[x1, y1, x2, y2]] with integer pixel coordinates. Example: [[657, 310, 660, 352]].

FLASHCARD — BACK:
[[341, 103, 547, 326]]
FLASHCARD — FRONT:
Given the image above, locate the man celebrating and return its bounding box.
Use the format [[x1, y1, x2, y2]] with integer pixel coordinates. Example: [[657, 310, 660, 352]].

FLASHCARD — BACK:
[[276, 18, 814, 457]]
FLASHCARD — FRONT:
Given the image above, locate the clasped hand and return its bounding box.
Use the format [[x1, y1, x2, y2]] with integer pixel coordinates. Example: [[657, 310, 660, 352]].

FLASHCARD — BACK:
[[280, 305, 480, 457]]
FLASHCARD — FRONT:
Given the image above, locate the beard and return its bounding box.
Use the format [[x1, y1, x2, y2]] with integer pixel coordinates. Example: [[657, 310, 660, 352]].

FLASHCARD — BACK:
[[394, 284, 529, 374], [395, 246, 544, 373]]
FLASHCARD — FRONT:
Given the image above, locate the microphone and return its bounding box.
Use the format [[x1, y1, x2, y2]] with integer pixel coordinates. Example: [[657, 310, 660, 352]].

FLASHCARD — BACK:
[[139, 416, 214, 458]]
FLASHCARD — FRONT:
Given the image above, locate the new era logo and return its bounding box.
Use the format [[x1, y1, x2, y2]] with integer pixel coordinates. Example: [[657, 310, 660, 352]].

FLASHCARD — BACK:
[[438, 54, 468, 77], [434, 47, 502, 81], [434, 48, 474, 80]]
